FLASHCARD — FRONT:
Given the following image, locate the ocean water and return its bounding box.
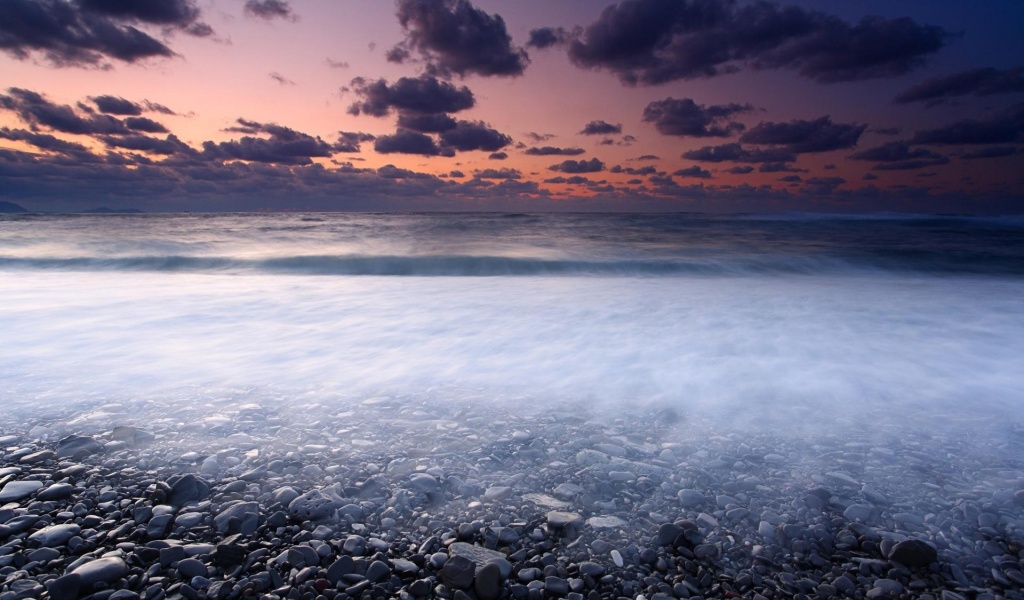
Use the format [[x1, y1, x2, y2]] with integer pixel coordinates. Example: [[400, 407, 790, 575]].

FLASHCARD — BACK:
[[1, 212, 1022, 434]]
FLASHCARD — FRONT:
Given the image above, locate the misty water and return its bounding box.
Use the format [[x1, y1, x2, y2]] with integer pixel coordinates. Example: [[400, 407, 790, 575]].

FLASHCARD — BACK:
[[1, 212, 1022, 428]]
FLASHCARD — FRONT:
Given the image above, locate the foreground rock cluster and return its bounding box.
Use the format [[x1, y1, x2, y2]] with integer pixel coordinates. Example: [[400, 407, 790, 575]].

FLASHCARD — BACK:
[[1, 396, 1023, 600]]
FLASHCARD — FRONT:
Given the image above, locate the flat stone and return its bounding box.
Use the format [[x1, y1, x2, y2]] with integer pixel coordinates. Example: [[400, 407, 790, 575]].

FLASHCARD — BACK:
[[546, 511, 583, 529], [678, 489, 705, 508], [29, 523, 81, 547], [36, 483, 76, 501], [586, 515, 627, 528], [449, 542, 506, 571], [522, 493, 569, 509], [57, 435, 104, 460], [0, 480, 43, 502], [70, 557, 128, 587], [483, 486, 513, 500], [844, 504, 874, 523], [655, 523, 684, 546], [365, 560, 391, 583], [46, 574, 81, 600], [168, 474, 211, 507], [177, 558, 208, 579]]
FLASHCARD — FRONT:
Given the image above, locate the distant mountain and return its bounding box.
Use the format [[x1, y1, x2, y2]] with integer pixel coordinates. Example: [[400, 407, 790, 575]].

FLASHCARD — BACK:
[[83, 207, 144, 214], [0, 201, 29, 213]]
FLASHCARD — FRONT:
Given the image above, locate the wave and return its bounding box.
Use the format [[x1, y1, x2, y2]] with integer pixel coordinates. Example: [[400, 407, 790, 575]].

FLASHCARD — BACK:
[[1, 252, 1022, 276]]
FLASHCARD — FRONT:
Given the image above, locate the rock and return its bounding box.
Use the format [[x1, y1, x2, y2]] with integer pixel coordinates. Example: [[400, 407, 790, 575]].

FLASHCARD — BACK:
[[20, 449, 56, 463], [177, 558, 208, 579], [578, 562, 604, 577], [213, 501, 259, 535], [545, 576, 570, 595], [678, 489, 704, 508], [29, 524, 81, 547], [366, 560, 391, 583], [442, 555, 475, 589], [409, 473, 440, 492], [655, 523, 684, 546], [889, 539, 937, 568], [474, 562, 504, 600], [70, 557, 128, 587], [844, 504, 874, 523], [0, 480, 43, 502], [46, 574, 81, 600], [586, 516, 627, 528], [546, 511, 582, 529], [552, 483, 583, 501], [448, 542, 506, 571], [36, 483, 75, 501], [326, 556, 354, 584], [483, 486, 512, 501], [168, 474, 211, 507], [287, 489, 335, 521], [343, 535, 366, 555], [57, 434, 104, 459]]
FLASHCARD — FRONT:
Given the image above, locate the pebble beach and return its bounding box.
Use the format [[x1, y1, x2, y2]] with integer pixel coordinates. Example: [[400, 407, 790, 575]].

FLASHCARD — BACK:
[[1, 395, 1022, 600]]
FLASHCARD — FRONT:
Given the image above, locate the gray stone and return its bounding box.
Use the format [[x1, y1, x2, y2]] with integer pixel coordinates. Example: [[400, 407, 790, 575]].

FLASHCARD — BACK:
[[36, 483, 75, 501], [586, 515, 627, 528], [449, 542, 506, 571], [213, 501, 259, 535], [844, 504, 874, 523], [546, 511, 582, 529], [168, 474, 211, 507], [655, 523, 684, 546], [70, 557, 128, 587], [678, 489, 704, 508], [287, 489, 335, 521], [578, 562, 604, 577], [483, 486, 512, 500], [57, 435, 104, 460], [442, 555, 475, 589], [343, 535, 367, 555], [474, 562, 504, 600], [0, 480, 43, 502], [46, 574, 81, 600], [366, 560, 391, 583], [28, 524, 81, 547], [409, 473, 440, 492], [177, 558, 208, 579]]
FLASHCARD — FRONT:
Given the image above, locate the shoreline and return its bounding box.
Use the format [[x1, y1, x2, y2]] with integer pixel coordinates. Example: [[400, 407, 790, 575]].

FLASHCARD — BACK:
[[1, 398, 1022, 599]]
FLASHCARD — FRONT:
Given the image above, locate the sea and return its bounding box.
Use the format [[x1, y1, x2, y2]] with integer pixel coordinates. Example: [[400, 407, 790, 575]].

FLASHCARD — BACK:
[[1, 212, 1022, 435]]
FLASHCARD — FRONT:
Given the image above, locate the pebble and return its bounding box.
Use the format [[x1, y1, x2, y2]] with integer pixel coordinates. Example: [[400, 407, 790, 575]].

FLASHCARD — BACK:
[[678, 489, 705, 508], [0, 480, 43, 502], [442, 555, 476, 589], [70, 556, 128, 587], [474, 562, 504, 600], [889, 539, 938, 568]]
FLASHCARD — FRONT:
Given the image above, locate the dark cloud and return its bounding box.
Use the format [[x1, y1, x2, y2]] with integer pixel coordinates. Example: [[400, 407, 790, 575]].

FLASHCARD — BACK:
[[610, 164, 657, 175], [894, 67, 1024, 105], [201, 119, 334, 165], [634, 154, 659, 160], [0, 87, 131, 134], [673, 165, 711, 179], [565, 0, 947, 86], [524, 146, 585, 156], [325, 58, 349, 69], [269, 72, 296, 86], [758, 162, 803, 173], [726, 165, 755, 174], [579, 120, 622, 136], [549, 158, 605, 173], [244, 0, 296, 21], [347, 76, 474, 117], [373, 129, 449, 157], [475, 168, 521, 180], [91, 95, 141, 115], [524, 132, 554, 143], [488, 152, 507, 160], [390, 0, 529, 78], [871, 156, 950, 171], [448, 170, 465, 178], [740, 116, 865, 153], [872, 127, 901, 136], [544, 175, 592, 185], [802, 176, 845, 194], [863, 172, 878, 180], [527, 27, 570, 50], [849, 141, 944, 163], [961, 146, 1018, 160], [682, 143, 795, 163], [438, 120, 511, 152], [334, 131, 376, 153], [0, 0, 210, 67], [396, 113, 458, 133], [0, 127, 90, 155], [100, 133, 194, 156], [643, 98, 751, 137], [778, 175, 801, 182], [124, 116, 168, 133], [376, 164, 438, 180], [909, 103, 1024, 145]]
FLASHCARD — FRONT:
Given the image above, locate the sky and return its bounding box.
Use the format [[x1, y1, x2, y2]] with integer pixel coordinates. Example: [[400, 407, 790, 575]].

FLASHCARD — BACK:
[[1, 0, 1023, 213]]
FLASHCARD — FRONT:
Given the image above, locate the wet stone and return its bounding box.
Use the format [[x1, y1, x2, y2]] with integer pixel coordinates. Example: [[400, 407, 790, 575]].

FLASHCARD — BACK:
[[0, 480, 43, 502], [57, 434, 104, 460], [889, 539, 937, 568], [70, 556, 128, 587], [442, 555, 476, 589]]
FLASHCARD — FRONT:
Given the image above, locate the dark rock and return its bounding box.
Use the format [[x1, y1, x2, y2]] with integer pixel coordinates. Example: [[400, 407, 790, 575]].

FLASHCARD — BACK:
[[168, 474, 211, 507], [655, 523, 684, 546], [474, 562, 504, 600], [0, 480, 43, 502], [213, 501, 259, 535], [889, 539, 937, 568], [57, 434, 104, 459], [46, 574, 81, 600], [70, 556, 128, 587], [442, 555, 476, 589], [177, 557, 208, 579], [366, 560, 391, 583]]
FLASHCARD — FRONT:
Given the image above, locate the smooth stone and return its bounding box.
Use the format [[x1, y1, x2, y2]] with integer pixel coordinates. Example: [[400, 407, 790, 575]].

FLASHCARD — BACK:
[[483, 486, 513, 500], [522, 493, 569, 509], [474, 562, 504, 600], [343, 535, 366, 555], [545, 576, 570, 595], [578, 562, 604, 576], [844, 504, 874, 522], [449, 542, 506, 571], [655, 523, 684, 546], [442, 555, 475, 589], [610, 549, 624, 567], [70, 556, 128, 587], [29, 523, 81, 547], [287, 545, 320, 568], [0, 480, 43, 502], [168, 474, 211, 507], [20, 449, 56, 463], [546, 511, 582, 529], [288, 489, 335, 521], [409, 473, 440, 492], [36, 483, 76, 501], [46, 574, 81, 600], [586, 516, 627, 528], [213, 502, 259, 535], [365, 560, 391, 583], [326, 556, 354, 584], [889, 539, 937, 568], [57, 435, 104, 460], [678, 489, 704, 508], [176, 558, 208, 579]]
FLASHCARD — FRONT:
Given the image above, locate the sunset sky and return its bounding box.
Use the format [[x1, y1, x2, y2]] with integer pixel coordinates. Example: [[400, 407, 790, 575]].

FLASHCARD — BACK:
[[1, 0, 1022, 213]]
